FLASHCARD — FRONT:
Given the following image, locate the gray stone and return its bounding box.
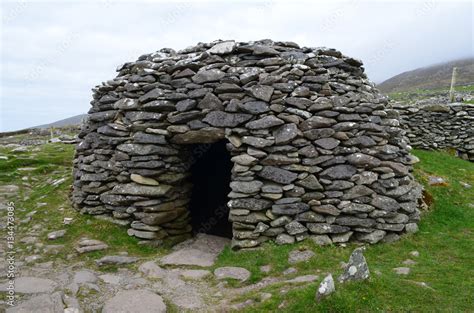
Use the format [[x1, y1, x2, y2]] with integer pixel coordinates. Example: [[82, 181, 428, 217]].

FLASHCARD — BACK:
[[356, 230, 386, 244], [73, 270, 97, 284], [316, 274, 335, 301], [258, 166, 298, 184], [246, 115, 284, 129], [276, 233, 295, 245], [285, 221, 308, 235], [230, 180, 263, 194], [371, 195, 400, 211], [208, 40, 236, 54], [338, 248, 370, 283], [273, 123, 298, 144], [112, 183, 172, 197], [288, 249, 315, 264], [47, 229, 66, 240], [245, 85, 274, 102], [228, 198, 271, 211], [139, 261, 167, 279], [160, 234, 229, 267], [320, 165, 357, 180], [102, 290, 166, 313], [203, 111, 252, 127], [0, 277, 57, 294], [238, 101, 270, 114], [214, 266, 251, 281], [314, 138, 340, 150], [198, 92, 223, 110], [171, 127, 225, 144], [6, 293, 64, 313], [179, 269, 212, 280], [192, 69, 225, 83], [96, 255, 139, 266], [311, 235, 332, 246], [296, 175, 323, 190]]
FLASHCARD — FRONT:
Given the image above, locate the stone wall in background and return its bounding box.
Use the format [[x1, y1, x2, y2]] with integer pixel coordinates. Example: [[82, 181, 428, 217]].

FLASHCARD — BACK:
[[72, 39, 424, 249], [393, 103, 474, 162]]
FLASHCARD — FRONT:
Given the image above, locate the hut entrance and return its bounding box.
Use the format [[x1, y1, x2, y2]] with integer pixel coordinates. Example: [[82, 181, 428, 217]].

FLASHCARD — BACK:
[[188, 140, 233, 238]]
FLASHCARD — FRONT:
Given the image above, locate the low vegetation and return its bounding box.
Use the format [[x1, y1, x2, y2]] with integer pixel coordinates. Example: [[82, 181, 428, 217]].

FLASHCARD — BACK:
[[1, 143, 472, 311]]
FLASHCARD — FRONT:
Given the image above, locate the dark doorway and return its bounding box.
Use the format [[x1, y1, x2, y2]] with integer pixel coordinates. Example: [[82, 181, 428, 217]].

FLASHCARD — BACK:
[[188, 140, 233, 238]]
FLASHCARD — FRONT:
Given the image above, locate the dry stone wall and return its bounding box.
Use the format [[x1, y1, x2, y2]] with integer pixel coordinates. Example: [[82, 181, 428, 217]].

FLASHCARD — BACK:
[[72, 39, 423, 249], [393, 103, 474, 161]]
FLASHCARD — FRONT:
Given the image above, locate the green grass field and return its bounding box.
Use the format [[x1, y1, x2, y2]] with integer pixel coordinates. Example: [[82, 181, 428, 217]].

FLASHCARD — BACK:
[[388, 84, 474, 103], [1, 144, 473, 311]]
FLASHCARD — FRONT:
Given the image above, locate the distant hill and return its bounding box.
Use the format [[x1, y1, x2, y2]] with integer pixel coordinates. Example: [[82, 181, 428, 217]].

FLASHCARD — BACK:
[[378, 58, 474, 93], [34, 114, 86, 129]]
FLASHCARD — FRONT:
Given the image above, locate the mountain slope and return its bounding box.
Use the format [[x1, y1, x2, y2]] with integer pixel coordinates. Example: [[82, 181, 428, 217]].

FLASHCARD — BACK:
[[378, 57, 474, 93], [34, 114, 86, 129]]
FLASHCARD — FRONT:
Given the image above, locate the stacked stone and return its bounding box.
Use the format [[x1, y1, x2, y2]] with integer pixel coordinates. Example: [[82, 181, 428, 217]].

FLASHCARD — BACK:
[[393, 102, 474, 162], [72, 39, 423, 249]]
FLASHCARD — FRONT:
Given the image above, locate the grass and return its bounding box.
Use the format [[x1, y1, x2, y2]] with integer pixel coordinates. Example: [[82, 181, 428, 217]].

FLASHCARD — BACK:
[[1, 142, 473, 311], [387, 84, 474, 103], [213, 149, 474, 312], [0, 143, 160, 271]]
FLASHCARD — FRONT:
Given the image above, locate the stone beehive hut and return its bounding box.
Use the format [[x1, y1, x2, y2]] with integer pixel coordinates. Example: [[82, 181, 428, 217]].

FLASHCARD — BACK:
[[72, 39, 423, 249]]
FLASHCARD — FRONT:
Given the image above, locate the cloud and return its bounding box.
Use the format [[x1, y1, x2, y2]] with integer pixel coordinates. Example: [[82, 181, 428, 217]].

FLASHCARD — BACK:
[[1, 0, 472, 131]]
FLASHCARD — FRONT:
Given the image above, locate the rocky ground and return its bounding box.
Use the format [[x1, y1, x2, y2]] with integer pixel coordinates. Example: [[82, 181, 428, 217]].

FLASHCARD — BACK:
[[0, 134, 473, 312]]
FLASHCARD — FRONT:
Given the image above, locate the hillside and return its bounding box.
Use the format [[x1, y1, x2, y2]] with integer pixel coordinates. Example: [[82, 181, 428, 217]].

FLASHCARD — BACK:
[[378, 58, 474, 93], [34, 113, 86, 129]]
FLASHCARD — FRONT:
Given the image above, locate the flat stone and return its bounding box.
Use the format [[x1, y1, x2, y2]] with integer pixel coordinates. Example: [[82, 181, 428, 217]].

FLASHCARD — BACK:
[[311, 235, 333, 246], [273, 123, 298, 144], [320, 165, 357, 180], [238, 101, 270, 114], [139, 261, 167, 279], [192, 68, 225, 84], [214, 266, 251, 282], [356, 230, 386, 244], [0, 277, 57, 294], [96, 255, 139, 266], [285, 275, 319, 284], [73, 270, 97, 284], [112, 183, 172, 197], [171, 127, 225, 144], [371, 195, 400, 211], [246, 115, 284, 129], [230, 180, 263, 194], [99, 274, 123, 285], [102, 290, 166, 313], [179, 269, 211, 280], [258, 166, 298, 184], [228, 198, 271, 211], [276, 233, 295, 245], [6, 293, 64, 313], [288, 249, 315, 264], [47, 229, 66, 240], [208, 40, 236, 54], [203, 111, 252, 127], [296, 175, 323, 190], [160, 234, 229, 267], [245, 85, 274, 102], [131, 174, 160, 186], [314, 138, 340, 150]]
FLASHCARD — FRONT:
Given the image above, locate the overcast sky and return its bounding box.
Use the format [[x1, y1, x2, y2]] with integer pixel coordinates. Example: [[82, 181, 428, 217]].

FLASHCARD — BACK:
[[1, 0, 472, 131]]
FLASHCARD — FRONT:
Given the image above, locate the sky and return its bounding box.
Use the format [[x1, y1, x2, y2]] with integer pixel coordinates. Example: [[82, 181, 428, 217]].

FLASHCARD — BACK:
[[1, 0, 473, 132]]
